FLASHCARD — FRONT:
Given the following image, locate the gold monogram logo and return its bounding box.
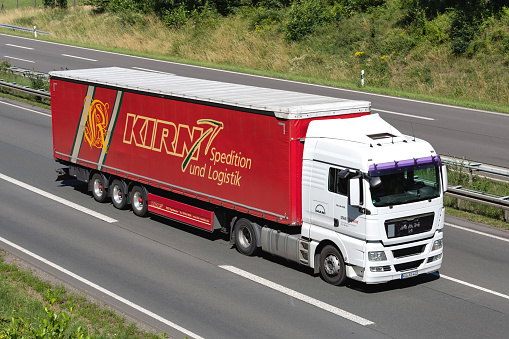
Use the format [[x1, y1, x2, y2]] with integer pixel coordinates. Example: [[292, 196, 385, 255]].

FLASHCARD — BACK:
[[83, 96, 110, 152]]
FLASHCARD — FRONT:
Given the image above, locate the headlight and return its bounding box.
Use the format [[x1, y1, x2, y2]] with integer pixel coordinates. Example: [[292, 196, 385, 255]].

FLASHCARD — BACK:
[[432, 239, 443, 251], [368, 251, 387, 262]]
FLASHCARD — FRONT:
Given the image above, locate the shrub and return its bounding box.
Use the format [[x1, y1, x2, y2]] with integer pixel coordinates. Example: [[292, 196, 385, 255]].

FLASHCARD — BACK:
[[246, 6, 282, 31], [163, 5, 189, 28], [284, 0, 338, 42]]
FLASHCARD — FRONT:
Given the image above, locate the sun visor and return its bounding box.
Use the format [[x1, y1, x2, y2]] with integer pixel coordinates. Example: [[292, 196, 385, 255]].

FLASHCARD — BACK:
[[368, 156, 442, 176]]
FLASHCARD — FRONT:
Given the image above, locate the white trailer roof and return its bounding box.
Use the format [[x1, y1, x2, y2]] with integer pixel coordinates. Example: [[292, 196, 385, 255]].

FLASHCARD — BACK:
[[49, 67, 370, 120]]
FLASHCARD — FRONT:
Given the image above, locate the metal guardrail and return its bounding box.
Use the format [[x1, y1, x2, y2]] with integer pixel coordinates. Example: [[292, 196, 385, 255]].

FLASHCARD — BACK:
[[441, 155, 509, 222], [0, 80, 50, 99], [441, 155, 509, 179], [6, 67, 49, 80], [0, 23, 50, 35], [446, 186, 509, 222]]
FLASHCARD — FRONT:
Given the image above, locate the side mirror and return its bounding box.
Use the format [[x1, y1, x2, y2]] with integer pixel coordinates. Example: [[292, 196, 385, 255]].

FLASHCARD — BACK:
[[441, 164, 448, 193], [349, 178, 361, 207]]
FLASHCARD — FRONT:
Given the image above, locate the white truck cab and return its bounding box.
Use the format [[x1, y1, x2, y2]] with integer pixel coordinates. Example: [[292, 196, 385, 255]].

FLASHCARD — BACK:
[[301, 114, 446, 284]]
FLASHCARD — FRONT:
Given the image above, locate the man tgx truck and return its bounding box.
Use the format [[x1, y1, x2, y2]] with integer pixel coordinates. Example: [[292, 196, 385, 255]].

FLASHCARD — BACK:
[[50, 67, 447, 285]]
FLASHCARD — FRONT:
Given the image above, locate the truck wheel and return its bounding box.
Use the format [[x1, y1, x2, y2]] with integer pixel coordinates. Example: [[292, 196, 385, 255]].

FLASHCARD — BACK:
[[234, 218, 257, 256], [91, 173, 107, 203], [319, 245, 346, 286], [131, 185, 148, 217], [111, 179, 127, 210]]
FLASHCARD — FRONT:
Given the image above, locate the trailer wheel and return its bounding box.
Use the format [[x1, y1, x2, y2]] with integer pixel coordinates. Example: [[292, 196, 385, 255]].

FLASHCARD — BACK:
[[91, 173, 107, 203], [131, 185, 148, 217], [234, 218, 257, 256], [111, 179, 128, 210], [319, 245, 346, 286]]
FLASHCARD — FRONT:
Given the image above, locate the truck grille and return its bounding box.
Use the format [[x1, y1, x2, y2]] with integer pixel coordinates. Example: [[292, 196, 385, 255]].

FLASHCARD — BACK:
[[394, 259, 424, 272], [385, 213, 434, 239], [392, 245, 426, 258]]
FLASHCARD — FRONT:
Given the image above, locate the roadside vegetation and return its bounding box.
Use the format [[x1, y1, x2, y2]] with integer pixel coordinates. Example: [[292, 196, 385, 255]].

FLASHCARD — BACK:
[[0, 0, 507, 112], [445, 161, 509, 230], [0, 251, 166, 338]]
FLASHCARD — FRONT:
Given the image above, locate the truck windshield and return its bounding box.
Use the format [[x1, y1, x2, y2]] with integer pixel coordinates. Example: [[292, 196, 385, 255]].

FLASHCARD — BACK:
[[369, 162, 441, 207]]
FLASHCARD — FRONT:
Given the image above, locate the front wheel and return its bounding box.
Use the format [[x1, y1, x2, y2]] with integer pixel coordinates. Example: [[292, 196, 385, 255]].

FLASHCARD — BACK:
[[131, 185, 148, 217], [319, 245, 346, 286], [234, 218, 258, 256]]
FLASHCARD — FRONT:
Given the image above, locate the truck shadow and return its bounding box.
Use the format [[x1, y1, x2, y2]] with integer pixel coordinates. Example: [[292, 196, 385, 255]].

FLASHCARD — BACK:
[[255, 250, 441, 293], [345, 272, 441, 293]]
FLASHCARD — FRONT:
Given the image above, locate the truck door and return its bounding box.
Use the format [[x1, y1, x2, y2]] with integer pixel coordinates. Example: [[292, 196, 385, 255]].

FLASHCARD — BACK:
[[308, 161, 334, 229], [330, 168, 366, 239]]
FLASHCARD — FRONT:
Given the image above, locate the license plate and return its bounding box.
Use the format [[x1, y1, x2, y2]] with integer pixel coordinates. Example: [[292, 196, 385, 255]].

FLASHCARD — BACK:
[[401, 271, 418, 279]]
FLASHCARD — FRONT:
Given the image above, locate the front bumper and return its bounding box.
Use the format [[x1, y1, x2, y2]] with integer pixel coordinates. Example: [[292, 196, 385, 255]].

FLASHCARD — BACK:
[[348, 231, 443, 284]]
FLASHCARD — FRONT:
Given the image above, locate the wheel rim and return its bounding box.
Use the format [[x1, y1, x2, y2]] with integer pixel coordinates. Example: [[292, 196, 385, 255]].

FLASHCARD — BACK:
[[237, 225, 252, 249], [133, 191, 143, 211], [323, 254, 340, 277], [112, 185, 123, 204], [93, 179, 103, 198]]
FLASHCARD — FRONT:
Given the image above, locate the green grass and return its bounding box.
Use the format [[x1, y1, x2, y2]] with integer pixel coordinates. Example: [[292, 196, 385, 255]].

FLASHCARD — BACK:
[[0, 4, 507, 114], [445, 162, 509, 229], [0, 251, 166, 338], [0, 63, 51, 106]]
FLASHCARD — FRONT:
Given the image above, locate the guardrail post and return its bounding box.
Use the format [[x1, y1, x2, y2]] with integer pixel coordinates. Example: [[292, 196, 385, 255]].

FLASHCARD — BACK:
[[505, 210, 508, 222], [34, 26, 37, 38]]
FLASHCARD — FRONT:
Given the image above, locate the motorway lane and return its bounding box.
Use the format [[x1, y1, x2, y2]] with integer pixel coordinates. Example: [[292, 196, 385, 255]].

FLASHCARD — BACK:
[[1, 33, 508, 167], [2, 98, 509, 337]]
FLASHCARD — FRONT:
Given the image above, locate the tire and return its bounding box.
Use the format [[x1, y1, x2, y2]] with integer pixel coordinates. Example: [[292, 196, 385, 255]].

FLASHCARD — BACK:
[[234, 218, 258, 256], [319, 245, 346, 286], [111, 179, 128, 210], [131, 185, 148, 217], [91, 173, 107, 203]]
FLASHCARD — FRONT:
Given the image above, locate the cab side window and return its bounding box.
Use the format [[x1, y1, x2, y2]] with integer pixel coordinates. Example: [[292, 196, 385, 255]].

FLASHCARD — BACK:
[[328, 168, 348, 195]]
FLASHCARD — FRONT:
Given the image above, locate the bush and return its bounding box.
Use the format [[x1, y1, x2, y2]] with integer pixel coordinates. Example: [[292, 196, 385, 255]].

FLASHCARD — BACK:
[[245, 6, 282, 31], [284, 0, 339, 42], [163, 5, 189, 28]]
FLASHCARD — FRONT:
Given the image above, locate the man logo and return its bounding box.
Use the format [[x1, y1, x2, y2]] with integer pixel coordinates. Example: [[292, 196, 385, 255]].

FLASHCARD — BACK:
[[315, 204, 326, 215]]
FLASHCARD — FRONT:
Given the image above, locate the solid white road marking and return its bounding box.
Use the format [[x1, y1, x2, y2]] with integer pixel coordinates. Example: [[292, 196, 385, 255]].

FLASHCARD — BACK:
[[445, 222, 509, 244], [0, 236, 204, 339], [439, 274, 509, 301], [373, 108, 435, 121], [4, 55, 34, 63], [61, 54, 97, 62], [0, 100, 51, 117], [6, 43, 34, 50], [219, 265, 375, 326], [0, 172, 117, 223]]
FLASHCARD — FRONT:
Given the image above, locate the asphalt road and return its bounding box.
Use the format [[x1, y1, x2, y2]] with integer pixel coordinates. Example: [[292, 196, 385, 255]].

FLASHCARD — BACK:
[[1, 96, 509, 338], [1, 33, 509, 167]]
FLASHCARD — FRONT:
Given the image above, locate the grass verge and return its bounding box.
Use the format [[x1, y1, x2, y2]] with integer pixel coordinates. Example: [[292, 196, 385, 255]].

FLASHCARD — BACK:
[[0, 250, 166, 338], [0, 5, 508, 114]]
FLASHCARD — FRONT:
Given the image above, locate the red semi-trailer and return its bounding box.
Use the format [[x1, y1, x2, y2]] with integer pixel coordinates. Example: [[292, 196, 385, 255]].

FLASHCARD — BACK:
[[51, 67, 446, 285]]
